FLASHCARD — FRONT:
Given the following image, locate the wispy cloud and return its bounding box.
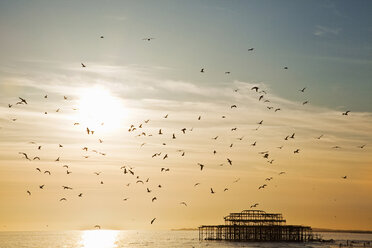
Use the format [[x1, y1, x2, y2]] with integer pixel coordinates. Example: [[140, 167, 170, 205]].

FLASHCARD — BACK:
[[313, 25, 342, 37]]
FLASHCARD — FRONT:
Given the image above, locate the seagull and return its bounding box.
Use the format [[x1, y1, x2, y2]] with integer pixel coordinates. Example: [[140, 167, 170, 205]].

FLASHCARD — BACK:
[[342, 111, 350, 115], [198, 115, 201, 120], [316, 134, 324, 139], [302, 101, 309, 105], [231, 105, 237, 109], [94, 225, 101, 229], [33, 156, 40, 160], [39, 185, 45, 189], [198, 163, 204, 171], [18, 97, 28, 104], [284, 66, 288, 69], [94, 172, 101, 175], [151, 218, 156, 224], [78, 193, 83, 197], [200, 68, 204, 73], [274, 108, 281, 112], [251, 141, 256, 146], [194, 183, 200, 187], [358, 144, 366, 149], [164, 114, 168, 118], [342, 176, 347, 179], [181, 128, 186, 134], [227, 158, 232, 165], [27, 190, 31, 196], [180, 202, 187, 207], [294, 149, 300, 154], [265, 177, 273, 181], [251, 86, 259, 92], [55, 157, 60, 162], [36, 168, 41, 172], [59, 198, 67, 201], [233, 178, 240, 183], [44, 170, 51, 175], [299, 87, 306, 92], [210, 188, 215, 194], [224, 188, 229, 192], [212, 136, 218, 140], [136, 180, 144, 184], [19, 152, 31, 161], [152, 197, 157, 202], [332, 146, 341, 149], [279, 172, 286, 175], [100, 35, 104, 38], [290, 133, 295, 139], [163, 154, 168, 160], [158, 129, 163, 135], [81, 63, 86, 68], [123, 198, 129, 201], [250, 203, 259, 208], [172, 133, 176, 139], [225, 71, 231, 74], [259, 95, 264, 101], [8, 104, 12, 108], [258, 184, 267, 189], [146, 188, 151, 193], [62, 186, 73, 190], [248, 48, 254, 51], [143, 37, 155, 41]]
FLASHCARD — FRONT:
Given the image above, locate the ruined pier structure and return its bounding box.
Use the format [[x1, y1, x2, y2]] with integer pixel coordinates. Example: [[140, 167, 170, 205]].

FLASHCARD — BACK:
[[199, 210, 314, 242]]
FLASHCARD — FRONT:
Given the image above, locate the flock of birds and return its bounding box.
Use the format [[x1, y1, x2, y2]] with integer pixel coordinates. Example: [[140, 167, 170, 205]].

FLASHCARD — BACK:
[[3, 35, 367, 229]]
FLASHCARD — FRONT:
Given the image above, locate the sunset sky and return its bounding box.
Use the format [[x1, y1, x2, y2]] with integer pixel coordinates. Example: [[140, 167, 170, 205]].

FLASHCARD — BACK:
[[0, 0, 372, 231]]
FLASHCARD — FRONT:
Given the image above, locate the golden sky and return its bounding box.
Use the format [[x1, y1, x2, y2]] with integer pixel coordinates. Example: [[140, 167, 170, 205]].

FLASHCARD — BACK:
[[0, 0, 372, 231]]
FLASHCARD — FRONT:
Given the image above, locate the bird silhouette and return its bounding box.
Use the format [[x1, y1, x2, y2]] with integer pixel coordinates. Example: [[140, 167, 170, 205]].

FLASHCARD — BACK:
[[198, 163, 204, 171], [81, 63, 86, 68], [342, 176, 347, 179], [200, 68, 204, 73], [59, 198, 67, 201], [227, 158, 232, 165], [180, 202, 187, 206], [342, 111, 350, 115], [248, 48, 254, 51], [94, 225, 101, 229], [294, 149, 300, 154], [151, 218, 156, 224], [19, 152, 31, 160], [210, 188, 215, 194], [18, 97, 28, 104], [299, 87, 306, 92], [250, 203, 259, 208], [143, 37, 155, 41], [27, 190, 31, 196]]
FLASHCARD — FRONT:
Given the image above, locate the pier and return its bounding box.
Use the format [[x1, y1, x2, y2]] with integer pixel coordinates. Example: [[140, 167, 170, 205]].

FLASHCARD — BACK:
[[199, 210, 314, 242]]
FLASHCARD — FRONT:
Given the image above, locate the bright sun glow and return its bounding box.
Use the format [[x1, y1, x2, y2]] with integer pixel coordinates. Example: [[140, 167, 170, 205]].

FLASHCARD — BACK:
[[80, 230, 119, 248], [77, 86, 125, 132]]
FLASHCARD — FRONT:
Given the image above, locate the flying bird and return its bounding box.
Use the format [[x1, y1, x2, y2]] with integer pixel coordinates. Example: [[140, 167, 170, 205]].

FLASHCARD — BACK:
[[59, 198, 67, 201], [143, 37, 155, 41], [94, 225, 101, 229], [81, 63, 86, 68], [27, 190, 31, 196], [227, 158, 232, 165], [248, 48, 254, 51], [18, 97, 28, 104], [210, 188, 215, 194], [299, 87, 306, 92], [200, 68, 204, 73], [198, 163, 204, 171], [151, 218, 156, 224], [342, 111, 350, 115], [19, 152, 31, 161], [251, 86, 259, 92], [180, 202, 188, 207]]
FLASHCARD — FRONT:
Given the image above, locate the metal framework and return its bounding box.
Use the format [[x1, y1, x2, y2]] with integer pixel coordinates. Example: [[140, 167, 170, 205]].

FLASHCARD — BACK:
[[199, 210, 314, 242]]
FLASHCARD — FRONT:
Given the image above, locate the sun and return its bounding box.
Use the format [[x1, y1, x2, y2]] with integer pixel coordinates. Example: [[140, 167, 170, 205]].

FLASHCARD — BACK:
[[76, 86, 125, 132]]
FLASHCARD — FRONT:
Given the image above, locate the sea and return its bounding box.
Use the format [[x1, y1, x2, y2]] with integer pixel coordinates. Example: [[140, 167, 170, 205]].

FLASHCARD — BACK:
[[0, 230, 371, 248]]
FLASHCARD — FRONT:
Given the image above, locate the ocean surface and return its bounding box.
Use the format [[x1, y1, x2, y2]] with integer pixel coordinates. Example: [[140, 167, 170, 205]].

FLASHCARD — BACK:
[[0, 230, 371, 248]]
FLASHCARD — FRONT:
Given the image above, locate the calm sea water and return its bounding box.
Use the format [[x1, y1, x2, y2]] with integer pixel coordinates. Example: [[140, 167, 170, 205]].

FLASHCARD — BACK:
[[0, 230, 371, 248]]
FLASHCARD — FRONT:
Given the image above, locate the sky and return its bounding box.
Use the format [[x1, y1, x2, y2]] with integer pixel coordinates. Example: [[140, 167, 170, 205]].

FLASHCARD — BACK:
[[0, 0, 372, 231]]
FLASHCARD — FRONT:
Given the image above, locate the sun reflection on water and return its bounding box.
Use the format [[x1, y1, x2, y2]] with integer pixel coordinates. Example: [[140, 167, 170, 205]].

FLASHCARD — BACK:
[[80, 230, 119, 248]]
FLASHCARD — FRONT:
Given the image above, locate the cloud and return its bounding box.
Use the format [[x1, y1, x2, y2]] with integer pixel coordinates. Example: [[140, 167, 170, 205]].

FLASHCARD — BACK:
[[313, 25, 342, 36]]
